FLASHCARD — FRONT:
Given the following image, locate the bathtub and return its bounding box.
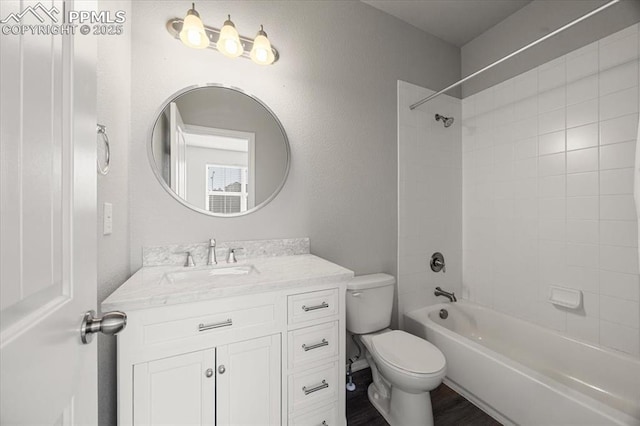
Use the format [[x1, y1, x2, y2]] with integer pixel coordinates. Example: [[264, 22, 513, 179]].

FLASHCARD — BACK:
[[405, 301, 640, 426]]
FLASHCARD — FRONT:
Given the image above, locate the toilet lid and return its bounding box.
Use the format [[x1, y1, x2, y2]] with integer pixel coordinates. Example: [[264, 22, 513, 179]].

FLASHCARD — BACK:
[[371, 330, 445, 374]]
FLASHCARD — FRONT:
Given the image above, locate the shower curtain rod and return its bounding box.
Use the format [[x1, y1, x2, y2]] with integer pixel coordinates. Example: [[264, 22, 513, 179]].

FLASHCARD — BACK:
[[409, 0, 621, 110]]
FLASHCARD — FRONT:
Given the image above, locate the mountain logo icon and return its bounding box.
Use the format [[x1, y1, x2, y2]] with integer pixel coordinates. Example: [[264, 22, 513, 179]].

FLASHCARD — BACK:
[[0, 2, 60, 24]]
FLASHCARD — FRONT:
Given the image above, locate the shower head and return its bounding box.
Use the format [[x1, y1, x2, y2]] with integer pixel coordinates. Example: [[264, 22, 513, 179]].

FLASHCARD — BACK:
[[435, 113, 454, 128]]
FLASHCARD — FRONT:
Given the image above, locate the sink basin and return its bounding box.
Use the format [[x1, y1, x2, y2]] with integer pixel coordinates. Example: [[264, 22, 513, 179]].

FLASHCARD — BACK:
[[162, 264, 259, 285]]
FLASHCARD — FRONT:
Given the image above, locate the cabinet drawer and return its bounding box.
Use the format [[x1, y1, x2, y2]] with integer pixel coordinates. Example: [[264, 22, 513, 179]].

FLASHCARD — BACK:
[[288, 321, 338, 369], [288, 362, 338, 413], [143, 304, 275, 345], [288, 289, 338, 325], [289, 402, 337, 426]]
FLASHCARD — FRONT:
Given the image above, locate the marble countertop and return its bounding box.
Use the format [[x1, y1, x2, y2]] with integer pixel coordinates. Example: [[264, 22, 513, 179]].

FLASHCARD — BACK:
[[102, 254, 354, 311]]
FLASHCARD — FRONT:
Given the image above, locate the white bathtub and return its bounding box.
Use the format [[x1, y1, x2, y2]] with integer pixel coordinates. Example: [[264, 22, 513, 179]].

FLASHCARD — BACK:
[[405, 301, 640, 426]]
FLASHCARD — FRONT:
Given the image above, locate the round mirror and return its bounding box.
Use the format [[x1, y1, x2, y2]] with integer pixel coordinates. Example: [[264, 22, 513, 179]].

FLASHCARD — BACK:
[[149, 84, 290, 217]]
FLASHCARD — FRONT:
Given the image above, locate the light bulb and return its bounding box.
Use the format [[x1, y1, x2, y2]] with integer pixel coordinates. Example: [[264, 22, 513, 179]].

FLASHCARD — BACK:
[[224, 38, 239, 55], [187, 30, 202, 46], [216, 15, 243, 58], [250, 26, 275, 65], [179, 3, 209, 49], [255, 47, 268, 63]]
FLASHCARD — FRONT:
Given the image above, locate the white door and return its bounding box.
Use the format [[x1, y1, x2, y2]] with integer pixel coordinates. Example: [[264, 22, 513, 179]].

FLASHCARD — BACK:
[[169, 102, 187, 198], [216, 334, 281, 426], [133, 349, 216, 426], [0, 0, 98, 424]]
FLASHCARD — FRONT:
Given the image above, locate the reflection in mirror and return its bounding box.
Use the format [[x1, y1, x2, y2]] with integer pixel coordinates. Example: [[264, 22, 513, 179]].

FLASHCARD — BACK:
[[150, 85, 290, 217]]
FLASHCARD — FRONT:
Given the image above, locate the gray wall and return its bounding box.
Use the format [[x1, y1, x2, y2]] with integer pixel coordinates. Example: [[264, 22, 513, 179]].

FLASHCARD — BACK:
[[96, 1, 131, 426], [129, 0, 460, 276], [462, 0, 640, 97]]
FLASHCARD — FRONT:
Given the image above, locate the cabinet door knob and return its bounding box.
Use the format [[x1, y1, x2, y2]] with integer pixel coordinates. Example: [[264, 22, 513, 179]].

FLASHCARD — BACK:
[[218, 365, 226, 374], [205, 368, 213, 378]]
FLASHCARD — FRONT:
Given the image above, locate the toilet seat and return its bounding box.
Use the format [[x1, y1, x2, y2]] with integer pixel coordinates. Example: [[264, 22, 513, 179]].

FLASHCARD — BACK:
[[370, 330, 445, 375]]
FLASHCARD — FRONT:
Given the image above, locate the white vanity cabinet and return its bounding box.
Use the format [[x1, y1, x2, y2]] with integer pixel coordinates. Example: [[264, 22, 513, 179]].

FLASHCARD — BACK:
[[105, 255, 352, 426], [132, 348, 216, 425], [132, 335, 281, 425], [285, 288, 342, 424]]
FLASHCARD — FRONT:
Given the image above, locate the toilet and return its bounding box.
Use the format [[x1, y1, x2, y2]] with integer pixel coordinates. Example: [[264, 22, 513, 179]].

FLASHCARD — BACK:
[[346, 273, 446, 426]]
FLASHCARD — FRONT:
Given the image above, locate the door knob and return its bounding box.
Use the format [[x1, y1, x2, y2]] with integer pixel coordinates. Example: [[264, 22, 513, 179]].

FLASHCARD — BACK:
[[81, 310, 127, 344]]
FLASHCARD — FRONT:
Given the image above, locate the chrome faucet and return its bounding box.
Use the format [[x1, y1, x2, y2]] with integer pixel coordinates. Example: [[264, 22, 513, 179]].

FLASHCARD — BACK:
[[184, 252, 196, 267], [208, 239, 217, 265], [227, 248, 243, 263], [434, 287, 457, 302]]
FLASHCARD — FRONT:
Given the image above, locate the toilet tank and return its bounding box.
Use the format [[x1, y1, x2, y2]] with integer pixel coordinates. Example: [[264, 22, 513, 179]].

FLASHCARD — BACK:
[[346, 273, 396, 334]]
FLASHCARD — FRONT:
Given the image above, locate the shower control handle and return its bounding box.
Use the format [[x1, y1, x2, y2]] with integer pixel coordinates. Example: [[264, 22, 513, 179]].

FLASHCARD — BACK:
[[430, 252, 446, 273]]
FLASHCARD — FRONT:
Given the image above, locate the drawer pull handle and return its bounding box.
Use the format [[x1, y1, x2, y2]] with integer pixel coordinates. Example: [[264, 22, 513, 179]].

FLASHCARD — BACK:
[[198, 318, 232, 331], [302, 339, 329, 351], [303, 380, 328, 395], [302, 302, 329, 312]]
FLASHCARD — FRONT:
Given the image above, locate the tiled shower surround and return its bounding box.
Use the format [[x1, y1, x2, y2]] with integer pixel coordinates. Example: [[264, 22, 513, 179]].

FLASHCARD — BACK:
[[462, 24, 640, 356]]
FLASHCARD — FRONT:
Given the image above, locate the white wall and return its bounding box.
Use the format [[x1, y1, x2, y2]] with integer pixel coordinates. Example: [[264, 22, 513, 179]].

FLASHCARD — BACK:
[[462, 0, 640, 97], [96, 1, 131, 425], [462, 24, 640, 357], [129, 1, 460, 277], [397, 81, 462, 325]]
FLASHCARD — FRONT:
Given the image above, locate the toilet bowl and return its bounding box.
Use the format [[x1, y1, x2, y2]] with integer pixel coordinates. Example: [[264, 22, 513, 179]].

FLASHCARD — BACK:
[[346, 274, 447, 426], [359, 329, 446, 425], [365, 329, 446, 393]]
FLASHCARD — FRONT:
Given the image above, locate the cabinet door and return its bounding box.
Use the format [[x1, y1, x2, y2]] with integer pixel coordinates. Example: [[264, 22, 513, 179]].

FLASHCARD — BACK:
[[133, 349, 215, 426], [216, 334, 281, 425]]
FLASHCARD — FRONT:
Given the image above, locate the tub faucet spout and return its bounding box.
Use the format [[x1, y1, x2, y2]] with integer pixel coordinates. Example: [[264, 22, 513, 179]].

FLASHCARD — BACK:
[[434, 286, 457, 302]]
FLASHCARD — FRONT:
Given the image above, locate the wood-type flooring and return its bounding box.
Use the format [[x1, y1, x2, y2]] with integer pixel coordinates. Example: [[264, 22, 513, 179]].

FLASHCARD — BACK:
[[346, 368, 502, 426]]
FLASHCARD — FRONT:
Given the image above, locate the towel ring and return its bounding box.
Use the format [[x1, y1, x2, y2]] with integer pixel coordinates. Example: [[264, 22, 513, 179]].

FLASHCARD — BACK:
[[97, 124, 110, 175]]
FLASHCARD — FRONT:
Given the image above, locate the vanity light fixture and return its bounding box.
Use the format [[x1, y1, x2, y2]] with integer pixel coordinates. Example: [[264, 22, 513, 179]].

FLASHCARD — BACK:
[[216, 15, 243, 58], [250, 25, 275, 65], [167, 8, 280, 65], [178, 3, 209, 49]]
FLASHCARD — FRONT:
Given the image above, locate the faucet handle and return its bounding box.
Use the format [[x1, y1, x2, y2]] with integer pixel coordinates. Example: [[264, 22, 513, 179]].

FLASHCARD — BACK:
[[226, 247, 244, 263], [184, 251, 196, 267], [430, 252, 446, 273]]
